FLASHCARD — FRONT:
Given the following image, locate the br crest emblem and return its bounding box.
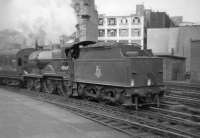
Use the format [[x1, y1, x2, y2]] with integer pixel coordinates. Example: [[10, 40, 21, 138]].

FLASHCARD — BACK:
[[95, 65, 102, 78]]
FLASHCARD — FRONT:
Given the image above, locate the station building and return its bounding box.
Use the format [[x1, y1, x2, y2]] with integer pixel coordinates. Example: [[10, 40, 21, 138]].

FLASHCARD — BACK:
[[147, 26, 200, 82], [97, 5, 175, 49]]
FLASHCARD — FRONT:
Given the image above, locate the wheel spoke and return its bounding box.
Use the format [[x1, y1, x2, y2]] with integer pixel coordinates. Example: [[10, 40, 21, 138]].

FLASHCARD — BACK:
[[57, 81, 66, 96], [63, 81, 73, 97], [34, 79, 41, 92], [44, 79, 54, 94], [27, 79, 34, 91]]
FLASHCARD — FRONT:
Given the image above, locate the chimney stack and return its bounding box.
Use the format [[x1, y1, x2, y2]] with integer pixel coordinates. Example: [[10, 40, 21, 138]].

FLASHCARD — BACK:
[[72, 0, 98, 42]]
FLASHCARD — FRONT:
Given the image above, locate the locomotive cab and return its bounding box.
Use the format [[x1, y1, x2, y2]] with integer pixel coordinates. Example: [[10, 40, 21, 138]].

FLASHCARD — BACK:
[[65, 41, 96, 59]]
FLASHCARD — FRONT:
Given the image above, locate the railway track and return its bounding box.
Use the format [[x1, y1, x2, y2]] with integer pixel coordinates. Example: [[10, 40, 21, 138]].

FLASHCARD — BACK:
[[2, 86, 200, 138], [35, 94, 198, 138], [165, 81, 200, 91], [168, 89, 200, 99], [163, 86, 200, 115], [49, 100, 172, 138], [149, 107, 200, 123], [64, 97, 200, 128], [164, 94, 200, 107], [56, 96, 200, 137]]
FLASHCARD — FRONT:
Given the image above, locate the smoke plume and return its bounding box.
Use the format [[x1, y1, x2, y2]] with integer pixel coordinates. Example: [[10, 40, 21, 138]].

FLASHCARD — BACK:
[[0, 0, 77, 48]]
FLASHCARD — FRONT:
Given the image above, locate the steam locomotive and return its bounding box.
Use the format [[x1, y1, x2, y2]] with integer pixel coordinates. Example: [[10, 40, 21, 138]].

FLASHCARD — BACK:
[[0, 41, 165, 109]]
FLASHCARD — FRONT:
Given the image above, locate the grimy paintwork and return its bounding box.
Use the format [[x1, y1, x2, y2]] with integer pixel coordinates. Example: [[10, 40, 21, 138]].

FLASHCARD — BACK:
[[75, 48, 163, 87], [0, 41, 164, 109]]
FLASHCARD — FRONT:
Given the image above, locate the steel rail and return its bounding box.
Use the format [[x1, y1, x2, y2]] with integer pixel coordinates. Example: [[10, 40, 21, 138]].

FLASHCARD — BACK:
[[1, 86, 199, 138], [150, 107, 200, 122], [164, 95, 200, 107], [44, 99, 190, 138]]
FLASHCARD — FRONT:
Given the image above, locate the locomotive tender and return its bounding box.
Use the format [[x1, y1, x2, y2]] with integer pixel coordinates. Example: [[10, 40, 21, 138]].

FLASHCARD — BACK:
[[0, 41, 165, 109]]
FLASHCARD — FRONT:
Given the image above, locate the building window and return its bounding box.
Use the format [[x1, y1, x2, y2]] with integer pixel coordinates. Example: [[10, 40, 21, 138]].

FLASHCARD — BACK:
[[107, 29, 117, 37], [132, 17, 141, 24], [119, 40, 129, 43], [84, 2, 89, 6], [120, 18, 128, 25], [98, 29, 105, 37], [98, 18, 104, 25], [107, 18, 116, 25], [107, 40, 117, 43], [119, 29, 129, 37], [131, 28, 141, 37], [131, 40, 141, 45]]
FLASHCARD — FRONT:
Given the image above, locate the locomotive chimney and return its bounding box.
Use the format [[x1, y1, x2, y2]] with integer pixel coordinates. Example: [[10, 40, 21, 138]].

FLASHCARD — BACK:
[[35, 39, 43, 50]]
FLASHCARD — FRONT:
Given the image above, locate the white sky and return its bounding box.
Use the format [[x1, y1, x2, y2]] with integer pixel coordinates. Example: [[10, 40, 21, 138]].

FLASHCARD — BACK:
[[0, 0, 77, 43], [0, 0, 199, 43], [96, 0, 200, 23]]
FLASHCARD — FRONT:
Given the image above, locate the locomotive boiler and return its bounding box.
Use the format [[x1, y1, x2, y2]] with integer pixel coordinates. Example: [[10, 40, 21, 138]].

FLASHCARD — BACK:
[[0, 41, 165, 109]]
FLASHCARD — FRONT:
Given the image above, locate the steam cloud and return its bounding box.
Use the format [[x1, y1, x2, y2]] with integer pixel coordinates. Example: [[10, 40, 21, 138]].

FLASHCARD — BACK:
[[0, 0, 77, 48]]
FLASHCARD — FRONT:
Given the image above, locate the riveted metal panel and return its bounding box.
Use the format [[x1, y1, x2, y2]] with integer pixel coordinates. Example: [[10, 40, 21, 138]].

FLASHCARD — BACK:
[[130, 58, 163, 87], [74, 59, 130, 87]]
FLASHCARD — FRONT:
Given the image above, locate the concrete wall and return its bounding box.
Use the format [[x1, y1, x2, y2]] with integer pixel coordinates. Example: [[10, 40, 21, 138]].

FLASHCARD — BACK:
[[147, 26, 200, 73], [176, 26, 200, 73], [147, 28, 179, 55]]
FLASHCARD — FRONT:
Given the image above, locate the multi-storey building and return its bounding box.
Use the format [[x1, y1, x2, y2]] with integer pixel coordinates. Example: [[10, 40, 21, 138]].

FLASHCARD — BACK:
[[98, 14, 145, 49], [147, 26, 200, 81]]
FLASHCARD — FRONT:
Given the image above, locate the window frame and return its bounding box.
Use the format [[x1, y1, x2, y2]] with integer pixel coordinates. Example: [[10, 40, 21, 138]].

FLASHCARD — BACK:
[[107, 29, 117, 37], [131, 28, 141, 37], [107, 18, 117, 26], [98, 18, 104, 26], [120, 18, 128, 25], [132, 17, 141, 24], [119, 29, 129, 37], [98, 29, 105, 37]]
